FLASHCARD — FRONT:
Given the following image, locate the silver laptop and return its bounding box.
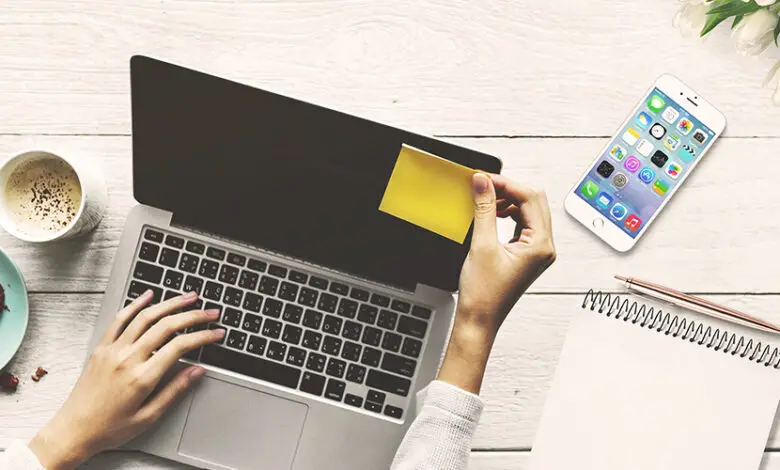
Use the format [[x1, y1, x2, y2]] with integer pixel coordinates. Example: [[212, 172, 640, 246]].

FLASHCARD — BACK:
[[86, 56, 502, 470]]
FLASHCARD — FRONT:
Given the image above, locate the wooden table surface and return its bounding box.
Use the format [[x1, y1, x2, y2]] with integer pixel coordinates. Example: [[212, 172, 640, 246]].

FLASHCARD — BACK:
[[3, 1, 780, 468]]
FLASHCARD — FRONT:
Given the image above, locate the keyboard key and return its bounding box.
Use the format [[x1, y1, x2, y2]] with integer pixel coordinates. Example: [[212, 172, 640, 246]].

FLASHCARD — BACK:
[[242, 313, 262, 333], [183, 276, 204, 295], [163, 270, 184, 290], [185, 241, 205, 254], [302, 309, 323, 329], [326, 358, 346, 378], [128, 281, 163, 303], [377, 310, 398, 330], [302, 330, 322, 350], [279, 282, 299, 302], [341, 341, 362, 362], [223, 286, 243, 307], [200, 344, 300, 389], [390, 300, 411, 313], [397, 315, 428, 339], [300, 372, 326, 396], [365, 401, 382, 413], [411, 305, 432, 320], [204, 302, 223, 319], [218, 265, 239, 285], [384, 405, 403, 419], [139, 242, 159, 262], [203, 281, 223, 300], [370, 293, 390, 307], [381, 352, 417, 377], [282, 325, 303, 345], [262, 319, 282, 339], [282, 304, 303, 324], [345, 364, 366, 384], [258, 276, 279, 296], [309, 276, 328, 289], [198, 259, 219, 279], [345, 394, 363, 407], [361, 347, 382, 367], [367, 390, 386, 405], [325, 379, 346, 401], [243, 292, 263, 313], [382, 332, 402, 352], [366, 369, 411, 397], [179, 254, 199, 273], [227, 253, 246, 266], [269, 265, 287, 278], [289, 271, 308, 284], [318, 293, 338, 313], [357, 304, 378, 324], [267, 340, 287, 361], [222, 308, 242, 328], [164, 290, 180, 301], [322, 335, 342, 355], [165, 235, 184, 249], [322, 315, 343, 335], [329, 282, 349, 296], [159, 248, 180, 268], [342, 320, 362, 341], [226, 330, 247, 350], [298, 287, 318, 307], [206, 247, 226, 260], [306, 352, 327, 372], [286, 346, 307, 367], [238, 270, 259, 290], [133, 261, 163, 284], [337, 298, 358, 318], [247, 335, 267, 356], [401, 337, 422, 358], [144, 228, 164, 242], [362, 327, 382, 347], [248, 258, 267, 272], [350, 288, 369, 302], [263, 298, 283, 318]]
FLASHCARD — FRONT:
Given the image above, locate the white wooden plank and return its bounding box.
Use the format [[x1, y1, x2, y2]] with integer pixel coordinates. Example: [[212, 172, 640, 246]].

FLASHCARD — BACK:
[[3, 294, 780, 450], [0, 135, 777, 293], [1, 0, 779, 136]]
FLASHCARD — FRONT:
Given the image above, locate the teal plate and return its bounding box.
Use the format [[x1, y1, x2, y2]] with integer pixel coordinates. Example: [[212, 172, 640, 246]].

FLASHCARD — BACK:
[[0, 248, 28, 371]]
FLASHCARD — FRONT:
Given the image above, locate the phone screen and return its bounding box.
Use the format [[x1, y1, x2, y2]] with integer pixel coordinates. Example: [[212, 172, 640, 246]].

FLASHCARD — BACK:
[[576, 87, 717, 237]]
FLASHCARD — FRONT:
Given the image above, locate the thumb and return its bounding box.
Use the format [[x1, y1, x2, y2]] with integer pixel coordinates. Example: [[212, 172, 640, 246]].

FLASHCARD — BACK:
[[471, 173, 498, 251]]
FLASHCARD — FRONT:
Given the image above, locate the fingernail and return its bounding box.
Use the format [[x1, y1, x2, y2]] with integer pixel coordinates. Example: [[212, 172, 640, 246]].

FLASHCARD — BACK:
[[142, 289, 154, 299], [189, 367, 206, 379], [214, 328, 226, 338], [473, 173, 489, 195], [206, 309, 220, 319], [184, 291, 198, 300]]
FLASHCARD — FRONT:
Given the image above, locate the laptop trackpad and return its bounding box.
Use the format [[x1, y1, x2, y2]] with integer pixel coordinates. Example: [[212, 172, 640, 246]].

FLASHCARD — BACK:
[[178, 377, 308, 470]]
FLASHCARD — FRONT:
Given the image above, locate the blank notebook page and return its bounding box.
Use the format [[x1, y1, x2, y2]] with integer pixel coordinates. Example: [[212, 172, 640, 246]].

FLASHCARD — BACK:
[[530, 311, 780, 470]]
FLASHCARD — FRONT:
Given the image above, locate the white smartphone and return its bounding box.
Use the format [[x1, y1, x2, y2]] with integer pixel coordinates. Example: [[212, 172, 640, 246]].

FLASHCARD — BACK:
[[564, 75, 726, 252]]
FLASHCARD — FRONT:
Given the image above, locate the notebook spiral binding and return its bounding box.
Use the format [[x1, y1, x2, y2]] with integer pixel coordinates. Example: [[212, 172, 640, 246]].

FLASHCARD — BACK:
[[582, 289, 780, 369]]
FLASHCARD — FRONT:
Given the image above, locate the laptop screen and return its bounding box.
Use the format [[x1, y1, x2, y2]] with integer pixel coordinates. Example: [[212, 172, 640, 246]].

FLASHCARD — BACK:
[[130, 56, 501, 292]]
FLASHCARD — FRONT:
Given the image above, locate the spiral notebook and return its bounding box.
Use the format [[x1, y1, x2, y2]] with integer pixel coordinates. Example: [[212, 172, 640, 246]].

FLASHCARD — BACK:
[[530, 291, 780, 470]]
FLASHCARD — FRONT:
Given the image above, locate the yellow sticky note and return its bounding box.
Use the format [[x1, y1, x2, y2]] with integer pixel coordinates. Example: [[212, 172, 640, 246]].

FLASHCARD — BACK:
[[379, 144, 477, 243]]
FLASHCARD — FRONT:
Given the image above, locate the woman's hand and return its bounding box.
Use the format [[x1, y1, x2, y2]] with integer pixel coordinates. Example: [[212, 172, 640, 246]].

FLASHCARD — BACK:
[[29, 292, 224, 470], [437, 173, 556, 393]]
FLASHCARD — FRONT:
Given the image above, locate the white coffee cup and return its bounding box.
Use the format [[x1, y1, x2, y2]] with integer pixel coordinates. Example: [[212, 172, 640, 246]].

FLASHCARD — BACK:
[[0, 150, 108, 243]]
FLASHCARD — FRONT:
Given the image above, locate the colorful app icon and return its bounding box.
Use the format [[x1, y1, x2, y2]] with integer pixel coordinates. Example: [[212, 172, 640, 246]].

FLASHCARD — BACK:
[[648, 95, 665, 113], [678, 144, 696, 163], [636, 139, 654, 157], [652, 179, 669, 196], [666, 161, 683, 179], [664, 134, 681, 152], [651, 150, 668, 168], [638, 167, 655, 184], [609, 144, 627, 161], [676, 118, 693, 135], [649, 123, 666, 140], [622, 127, 640, 146], [597, 160, 615, 178], [612, 172, 629, 189], [610, 203, 627, 220], [580, 180, 599, 199], [624, 214, 642, 232], [624, 156, 641, 173], [662, 106, 679, 124], [596, 192, 613, 209], [636, 112, 652, 129], [692, 129, 708, 146]]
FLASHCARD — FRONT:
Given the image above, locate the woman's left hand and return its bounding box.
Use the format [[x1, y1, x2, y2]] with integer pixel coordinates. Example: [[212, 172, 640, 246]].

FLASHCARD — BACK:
[[29, 291, 224, 470]]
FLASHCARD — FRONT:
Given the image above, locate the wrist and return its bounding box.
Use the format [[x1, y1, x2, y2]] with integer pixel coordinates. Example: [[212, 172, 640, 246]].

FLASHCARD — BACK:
[[29, 419, 91, 470]]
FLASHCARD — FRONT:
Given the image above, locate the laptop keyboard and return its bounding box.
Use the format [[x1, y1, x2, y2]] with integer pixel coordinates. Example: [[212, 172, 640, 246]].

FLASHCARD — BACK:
[[124, 227, 435, 420]]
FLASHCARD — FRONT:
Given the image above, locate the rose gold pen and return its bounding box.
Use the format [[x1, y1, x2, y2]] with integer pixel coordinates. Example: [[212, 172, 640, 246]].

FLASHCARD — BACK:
[[615, 275, 780, 335]]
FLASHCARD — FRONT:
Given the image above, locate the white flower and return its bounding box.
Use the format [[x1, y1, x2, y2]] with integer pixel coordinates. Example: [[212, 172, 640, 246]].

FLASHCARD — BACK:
[[763, 61, 780, 105], [731, 9, 780, 56], [674, 3, 710, 37]]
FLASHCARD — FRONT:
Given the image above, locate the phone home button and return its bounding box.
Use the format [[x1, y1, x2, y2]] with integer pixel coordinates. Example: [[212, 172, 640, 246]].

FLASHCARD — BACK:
[[592, 218, 604, 229]]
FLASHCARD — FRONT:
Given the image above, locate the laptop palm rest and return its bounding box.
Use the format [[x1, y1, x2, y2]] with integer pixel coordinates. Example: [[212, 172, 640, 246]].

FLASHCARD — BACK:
[[178, 377, 308, 469]]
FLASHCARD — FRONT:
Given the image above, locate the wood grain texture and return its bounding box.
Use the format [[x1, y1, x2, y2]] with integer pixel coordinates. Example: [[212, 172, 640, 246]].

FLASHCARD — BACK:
[[1, 0, 780, 136], [0, 135, 778, 293]]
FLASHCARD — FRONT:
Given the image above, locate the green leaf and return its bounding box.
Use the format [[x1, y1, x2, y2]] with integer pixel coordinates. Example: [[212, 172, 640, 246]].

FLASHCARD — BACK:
[[707, 0, 761, 17], [700, 13, 729, 36], [775, 17, 780, 46], [732, 14, 744, 29]]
